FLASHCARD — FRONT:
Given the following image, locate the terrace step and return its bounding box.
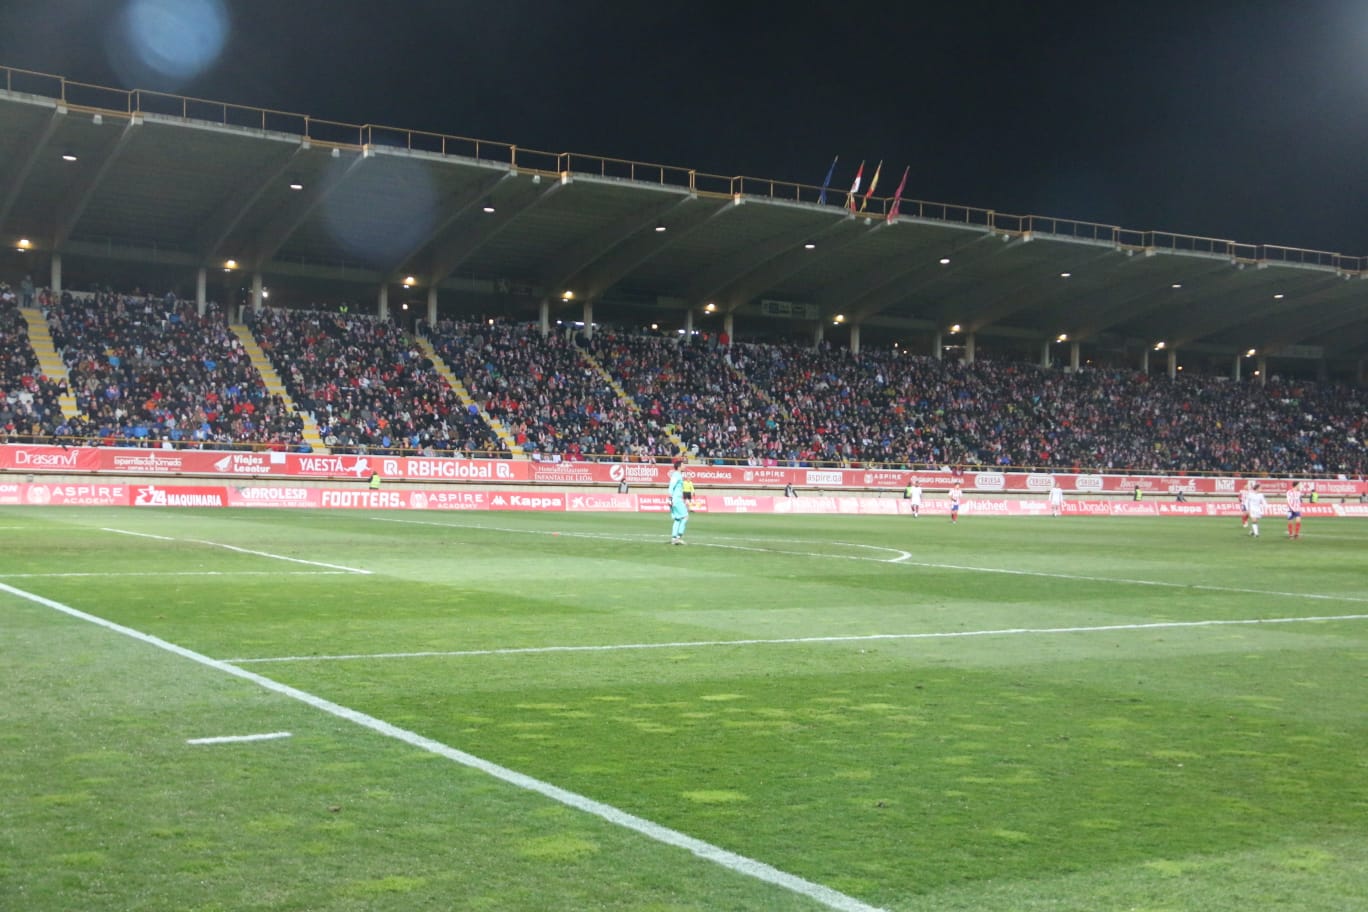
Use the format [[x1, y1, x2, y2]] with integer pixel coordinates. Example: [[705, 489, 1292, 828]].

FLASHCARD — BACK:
[[413, 335, 524, 458], [229, 323, 326, 453], [20, 307, 80, 420]]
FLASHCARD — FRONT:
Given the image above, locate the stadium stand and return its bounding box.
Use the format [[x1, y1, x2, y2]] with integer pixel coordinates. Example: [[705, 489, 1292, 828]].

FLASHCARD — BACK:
[[4, 279, 1366, 476], [45, 290, 305, 450], [0, 285, 68, 441], [248, 307, 506, 457], [426, 319, 655, 460]]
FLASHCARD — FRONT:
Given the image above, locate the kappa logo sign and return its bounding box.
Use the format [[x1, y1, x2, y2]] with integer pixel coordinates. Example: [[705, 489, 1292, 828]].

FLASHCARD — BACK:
[[490, 493, 566, 511]]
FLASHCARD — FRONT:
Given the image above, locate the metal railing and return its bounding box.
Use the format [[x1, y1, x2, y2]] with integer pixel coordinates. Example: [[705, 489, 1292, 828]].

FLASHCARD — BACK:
[[2, 61, 1365, 273]]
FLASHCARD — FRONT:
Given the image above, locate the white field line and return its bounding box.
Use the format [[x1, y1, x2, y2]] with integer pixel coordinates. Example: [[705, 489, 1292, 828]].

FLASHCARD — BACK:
[[187, 731, 292, 745], [227, 612, 1368, 665], [0, 580, 882, 912], [373, 517, 1368, 605], [102, 528, 371, 575], [0, 570, 351, 579]]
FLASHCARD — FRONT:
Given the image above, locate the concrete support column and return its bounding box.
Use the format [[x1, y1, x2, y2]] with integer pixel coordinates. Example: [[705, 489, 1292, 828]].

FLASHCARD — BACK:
[[723, 312, 734, 342], [684, 308, 693, 336], [1256, 356, 1267, 387], [1141, 348, 1149, 373], [581, 299, 593, 340], [932, 331, 943, 361], [538, 299, 550, 336], [1040, 340, 1051, 369], [1233, 355, 1242, 382], [49, 253, 62, 298], [1070, 341, 1080, 371], [377, 285, 388, 321], [1317, 358, 1328, 382], [813, 322, 825, 347], [1166, 349, 1177, 379], [251, 272, 264, 314], [964, 332, 976, 364], [849, 323, 861, 356], [196, 267, 207, 317], [427, 287, 438, 327]]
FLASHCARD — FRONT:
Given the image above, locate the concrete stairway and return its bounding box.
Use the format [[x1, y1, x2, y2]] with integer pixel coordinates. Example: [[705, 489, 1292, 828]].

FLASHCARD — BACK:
[[413, 335, 524, 458], [19, 308, 79, 420], [228, 323, 326, 453], [578, 343, 689, 458]]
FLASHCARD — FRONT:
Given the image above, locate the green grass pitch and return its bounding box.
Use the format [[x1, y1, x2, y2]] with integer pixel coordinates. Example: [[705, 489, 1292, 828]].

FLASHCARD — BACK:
[[2, 506, 1366, 911]]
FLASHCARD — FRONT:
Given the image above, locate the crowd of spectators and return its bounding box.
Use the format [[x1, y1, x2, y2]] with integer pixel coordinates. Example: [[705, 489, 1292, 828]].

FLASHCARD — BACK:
[[585, 330, 770, 461], [426, 320, 657, 459], [46, 290, 305, 450], [250, 307, 503, 456], [0, 285, 68, 441], [3, 280, 1366, 477]]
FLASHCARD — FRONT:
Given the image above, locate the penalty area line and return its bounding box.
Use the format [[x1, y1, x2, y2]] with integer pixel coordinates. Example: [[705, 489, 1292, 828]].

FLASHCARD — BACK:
[[0, 579, 882, 912], [102, 528, 371, 575], [226, 612, 1368, 665]]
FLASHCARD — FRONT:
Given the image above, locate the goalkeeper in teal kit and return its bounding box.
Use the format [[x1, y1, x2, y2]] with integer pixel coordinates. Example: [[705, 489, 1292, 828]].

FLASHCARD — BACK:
[[668, 458, 690, 545]]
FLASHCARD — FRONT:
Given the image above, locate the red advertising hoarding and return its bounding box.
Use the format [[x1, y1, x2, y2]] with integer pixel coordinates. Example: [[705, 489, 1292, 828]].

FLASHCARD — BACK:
[[1, 445, 1363, 500]]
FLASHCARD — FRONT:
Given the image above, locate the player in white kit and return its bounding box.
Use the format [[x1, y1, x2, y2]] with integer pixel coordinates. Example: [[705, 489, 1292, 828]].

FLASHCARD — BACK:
[[904, 478, 922, 517], [1245, 482, 1268, 538]]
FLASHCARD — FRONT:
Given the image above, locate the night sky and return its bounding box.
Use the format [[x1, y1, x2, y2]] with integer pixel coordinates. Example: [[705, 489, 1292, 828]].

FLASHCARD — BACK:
[[5, 0, 1368, 254]]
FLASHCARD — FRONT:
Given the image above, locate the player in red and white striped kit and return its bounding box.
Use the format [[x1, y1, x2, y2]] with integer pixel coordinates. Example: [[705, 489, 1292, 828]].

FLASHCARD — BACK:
[[1239, 480, 1254, 529], [1286, 482, 1304, 539]]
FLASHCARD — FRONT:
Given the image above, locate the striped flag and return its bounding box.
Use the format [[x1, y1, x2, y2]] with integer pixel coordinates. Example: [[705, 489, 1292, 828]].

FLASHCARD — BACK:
[[886, 166, 910, 222], [859, 161, 883, 212], [817, 156, 838, 205], [844, 160, 865, 212]]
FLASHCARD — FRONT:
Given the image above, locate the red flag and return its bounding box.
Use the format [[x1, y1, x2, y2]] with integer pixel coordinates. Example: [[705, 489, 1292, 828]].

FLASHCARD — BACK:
[[886, 166, 910, 223], [859, 161, 883, 213], [844, 160, 865, 212]]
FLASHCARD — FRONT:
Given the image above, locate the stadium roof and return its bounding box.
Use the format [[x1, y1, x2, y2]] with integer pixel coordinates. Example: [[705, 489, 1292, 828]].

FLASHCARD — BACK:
[[1, 64, 1366, 369]]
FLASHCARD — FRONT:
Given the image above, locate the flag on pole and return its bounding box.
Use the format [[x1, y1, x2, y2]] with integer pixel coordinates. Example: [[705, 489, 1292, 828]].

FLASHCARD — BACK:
[[859, 161, 883, 213], [844, 160, 865, 212], [886, 166, 910, 223], [817, 156, 838, 206]]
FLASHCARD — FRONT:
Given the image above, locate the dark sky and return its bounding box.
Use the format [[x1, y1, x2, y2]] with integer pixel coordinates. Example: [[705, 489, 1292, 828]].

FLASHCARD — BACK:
[[5, 0, 1368, 253]]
